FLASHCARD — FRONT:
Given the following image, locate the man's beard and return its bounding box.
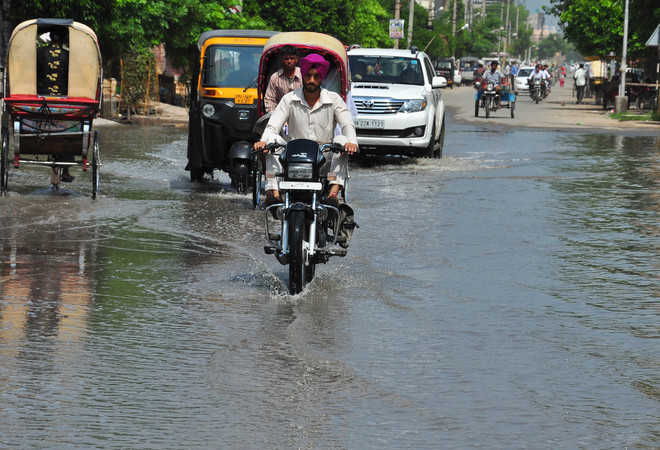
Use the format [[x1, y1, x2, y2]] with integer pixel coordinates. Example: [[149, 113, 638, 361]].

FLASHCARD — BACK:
[[303, 82, 320, 93]]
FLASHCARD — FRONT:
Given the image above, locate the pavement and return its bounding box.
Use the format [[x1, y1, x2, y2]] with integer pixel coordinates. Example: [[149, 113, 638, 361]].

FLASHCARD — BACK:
[[442, 79, 660, 133], [95, 102, 189, 127]]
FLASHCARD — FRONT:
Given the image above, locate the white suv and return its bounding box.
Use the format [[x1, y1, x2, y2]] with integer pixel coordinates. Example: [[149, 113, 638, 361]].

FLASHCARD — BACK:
[[348, 48, 446, 157]]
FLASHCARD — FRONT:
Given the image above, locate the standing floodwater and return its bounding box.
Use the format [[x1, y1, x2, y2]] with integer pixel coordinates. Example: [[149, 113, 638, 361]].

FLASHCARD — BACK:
[[0, 120, 658, 448]]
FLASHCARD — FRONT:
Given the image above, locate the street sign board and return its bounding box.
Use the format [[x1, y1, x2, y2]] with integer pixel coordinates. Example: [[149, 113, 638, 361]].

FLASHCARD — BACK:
[[390, 19, 404, 39], [646, 24, 660, 47]]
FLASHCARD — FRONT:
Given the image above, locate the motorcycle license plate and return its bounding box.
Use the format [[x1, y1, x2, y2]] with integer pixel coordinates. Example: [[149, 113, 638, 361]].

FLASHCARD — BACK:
[[356, 119, 384, 129], [234, 94, 254, 104], [279, 181, 323, 190]]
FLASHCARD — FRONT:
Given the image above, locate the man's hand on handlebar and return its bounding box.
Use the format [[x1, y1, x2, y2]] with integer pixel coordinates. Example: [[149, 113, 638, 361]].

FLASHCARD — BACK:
[[253, 141, 267, 153], [344, 143, 358, 155]]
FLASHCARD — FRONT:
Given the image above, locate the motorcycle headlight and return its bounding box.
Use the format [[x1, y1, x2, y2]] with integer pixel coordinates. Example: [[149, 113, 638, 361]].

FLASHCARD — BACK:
[[487, 83, 494, 90], [398, 99, 427, 113], [202, 103, 215, 118], [287, 163, 313, 180]]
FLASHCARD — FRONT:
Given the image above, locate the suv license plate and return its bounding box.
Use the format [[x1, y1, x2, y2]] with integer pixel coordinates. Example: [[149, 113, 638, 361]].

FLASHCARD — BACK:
[[234, 94, 254, 104], [356, 119, 384, 129], [279, 181, 323, 191]]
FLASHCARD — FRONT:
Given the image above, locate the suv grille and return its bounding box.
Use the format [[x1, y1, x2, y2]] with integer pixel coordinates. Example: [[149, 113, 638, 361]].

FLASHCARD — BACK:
[[354, 98, 404, 114]]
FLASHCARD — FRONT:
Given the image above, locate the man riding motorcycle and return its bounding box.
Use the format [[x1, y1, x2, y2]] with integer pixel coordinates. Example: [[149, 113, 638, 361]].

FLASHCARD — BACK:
[[528, 64, 549, 98], [480, 60, 504, 105], [254, 53, 358, 204]]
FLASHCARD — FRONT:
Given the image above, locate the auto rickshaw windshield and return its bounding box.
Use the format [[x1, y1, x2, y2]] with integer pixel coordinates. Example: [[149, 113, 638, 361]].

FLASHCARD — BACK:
[[202, 45, 262, 88]]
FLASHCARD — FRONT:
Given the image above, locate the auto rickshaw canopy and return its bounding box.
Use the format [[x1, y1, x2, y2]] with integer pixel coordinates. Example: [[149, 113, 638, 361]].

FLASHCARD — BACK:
[[7, 18, 101, 100], [258, 31, 350, 115]]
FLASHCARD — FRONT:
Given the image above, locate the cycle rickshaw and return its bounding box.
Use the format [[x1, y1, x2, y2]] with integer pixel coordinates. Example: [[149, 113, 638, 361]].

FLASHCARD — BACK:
[[251, 31, 352, 208], [1, 18, 102, 198]]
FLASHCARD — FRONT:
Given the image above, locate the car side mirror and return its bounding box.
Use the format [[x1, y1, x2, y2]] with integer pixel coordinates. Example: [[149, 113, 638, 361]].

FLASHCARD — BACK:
[[432, 76, 447, 88]]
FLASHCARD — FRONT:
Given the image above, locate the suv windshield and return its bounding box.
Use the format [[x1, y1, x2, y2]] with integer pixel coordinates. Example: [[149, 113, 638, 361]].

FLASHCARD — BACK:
[[436, 61, 452, 70], [517, 68, 532, 77], [202, 45, 262, 88], [350, 55, 424, 85]]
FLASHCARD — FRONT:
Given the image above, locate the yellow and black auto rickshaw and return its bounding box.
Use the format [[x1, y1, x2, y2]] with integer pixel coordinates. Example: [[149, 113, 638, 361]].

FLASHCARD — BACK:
[[186, 29, 278, 191]]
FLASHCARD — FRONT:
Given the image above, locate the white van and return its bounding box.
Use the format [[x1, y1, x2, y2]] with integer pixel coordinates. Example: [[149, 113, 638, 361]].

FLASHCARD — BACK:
[[348, 47, 447, 158]]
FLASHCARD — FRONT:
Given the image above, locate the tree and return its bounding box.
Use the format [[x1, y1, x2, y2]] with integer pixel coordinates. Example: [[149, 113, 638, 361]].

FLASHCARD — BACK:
[[546, 0, 660, 58]]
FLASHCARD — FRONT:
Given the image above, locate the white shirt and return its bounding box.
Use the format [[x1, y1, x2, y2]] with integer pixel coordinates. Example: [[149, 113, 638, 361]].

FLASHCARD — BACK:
[[261, 87, 357, 147], [574, 68, 586, 86], [528, 70, 549, 81]]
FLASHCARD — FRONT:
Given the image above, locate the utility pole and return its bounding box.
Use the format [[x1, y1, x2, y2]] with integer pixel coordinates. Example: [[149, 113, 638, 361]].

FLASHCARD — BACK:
[[407, 0, 415, 48], [481, 0, 486, 21], [616, 0, 629, 112], [394, 0, 401, 49], [505, 0, 511, 56], [451, 0, 457, 56]]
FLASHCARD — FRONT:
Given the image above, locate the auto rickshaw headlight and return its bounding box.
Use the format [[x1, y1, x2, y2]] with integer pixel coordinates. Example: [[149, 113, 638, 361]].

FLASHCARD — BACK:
[[287, 163, 314, 180], [202, 103, 216, 118]]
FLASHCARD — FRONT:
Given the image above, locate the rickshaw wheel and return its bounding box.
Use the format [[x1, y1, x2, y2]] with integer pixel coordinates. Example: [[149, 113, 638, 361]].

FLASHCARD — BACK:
[[251, 155, 263, 209], [92, 131, 100, 199], [474, 100, 479, 117], [1, 132, 9, 195]]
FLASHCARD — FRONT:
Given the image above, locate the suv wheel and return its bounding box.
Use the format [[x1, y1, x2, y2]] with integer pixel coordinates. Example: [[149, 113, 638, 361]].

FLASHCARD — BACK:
[[423, 122, 436, 158]]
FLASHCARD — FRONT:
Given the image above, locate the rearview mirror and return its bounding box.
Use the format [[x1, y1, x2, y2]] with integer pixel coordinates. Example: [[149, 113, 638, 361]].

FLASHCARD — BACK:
[[432, 76, 447, 88]]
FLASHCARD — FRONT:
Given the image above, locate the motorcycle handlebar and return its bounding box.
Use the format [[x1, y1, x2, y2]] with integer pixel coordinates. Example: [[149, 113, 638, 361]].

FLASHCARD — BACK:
[[254, 142, 345, 154]]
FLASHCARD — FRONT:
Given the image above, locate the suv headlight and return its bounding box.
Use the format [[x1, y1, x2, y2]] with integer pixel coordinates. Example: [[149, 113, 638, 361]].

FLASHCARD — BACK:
[[398, 99, 427, 113], [287, 163, 313, 180], [202, 103, 215, 118]]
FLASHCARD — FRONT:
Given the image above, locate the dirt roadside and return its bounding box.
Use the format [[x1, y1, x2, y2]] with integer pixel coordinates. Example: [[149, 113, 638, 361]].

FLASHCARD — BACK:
[[442, 79, 660, 134], [95, 102, 189, 127]]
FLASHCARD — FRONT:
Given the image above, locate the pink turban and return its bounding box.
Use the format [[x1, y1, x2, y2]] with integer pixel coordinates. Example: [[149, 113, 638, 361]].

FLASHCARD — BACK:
[[300, 53, 330, 80]]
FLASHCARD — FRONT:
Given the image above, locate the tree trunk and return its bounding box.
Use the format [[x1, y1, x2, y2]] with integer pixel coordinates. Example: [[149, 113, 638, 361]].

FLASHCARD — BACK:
[[0, 0, 11, 70]]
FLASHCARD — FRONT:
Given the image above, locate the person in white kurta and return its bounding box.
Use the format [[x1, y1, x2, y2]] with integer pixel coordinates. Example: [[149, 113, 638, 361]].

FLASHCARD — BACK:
[[254, 54, 358, 202]]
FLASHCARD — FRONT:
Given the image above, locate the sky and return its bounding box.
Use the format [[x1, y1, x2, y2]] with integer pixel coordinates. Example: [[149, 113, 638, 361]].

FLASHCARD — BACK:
[[521, 0, 557, 26]]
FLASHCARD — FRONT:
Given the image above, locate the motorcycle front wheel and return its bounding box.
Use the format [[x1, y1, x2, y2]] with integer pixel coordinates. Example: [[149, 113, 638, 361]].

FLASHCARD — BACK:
[[288, 210, 310, 294], [485, 97, 491, 118]]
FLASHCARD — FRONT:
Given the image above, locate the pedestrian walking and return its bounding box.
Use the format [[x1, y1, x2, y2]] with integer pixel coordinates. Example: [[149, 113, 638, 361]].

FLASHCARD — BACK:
[[574, 63, 587, 104]]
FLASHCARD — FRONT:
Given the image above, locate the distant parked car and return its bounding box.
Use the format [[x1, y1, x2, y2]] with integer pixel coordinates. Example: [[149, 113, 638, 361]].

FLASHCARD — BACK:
[[453, 69, 462, 86], [514, 66, 534, 92]]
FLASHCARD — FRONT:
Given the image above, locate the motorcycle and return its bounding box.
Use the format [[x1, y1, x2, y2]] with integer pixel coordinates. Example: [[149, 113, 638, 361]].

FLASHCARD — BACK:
[[260, 140, 357, 295], [474, 81, 499, 118], [530, 79, 543, 103]]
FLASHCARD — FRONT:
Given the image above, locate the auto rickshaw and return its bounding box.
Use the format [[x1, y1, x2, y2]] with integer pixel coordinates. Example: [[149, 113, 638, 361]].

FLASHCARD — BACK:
[[186, 29, 278, 191], [1, 18, 102, 197]]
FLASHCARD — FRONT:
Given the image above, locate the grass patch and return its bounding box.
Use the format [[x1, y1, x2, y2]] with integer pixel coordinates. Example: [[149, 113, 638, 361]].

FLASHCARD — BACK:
[[609, 112, 655, 121]]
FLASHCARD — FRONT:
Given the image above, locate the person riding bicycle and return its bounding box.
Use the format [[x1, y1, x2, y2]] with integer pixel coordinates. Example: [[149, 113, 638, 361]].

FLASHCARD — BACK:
[[254, 53, 358, 205]]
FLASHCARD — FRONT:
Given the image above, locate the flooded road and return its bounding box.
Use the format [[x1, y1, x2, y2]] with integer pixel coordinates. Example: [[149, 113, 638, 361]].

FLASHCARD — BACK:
[[1, 119, 658, 448]]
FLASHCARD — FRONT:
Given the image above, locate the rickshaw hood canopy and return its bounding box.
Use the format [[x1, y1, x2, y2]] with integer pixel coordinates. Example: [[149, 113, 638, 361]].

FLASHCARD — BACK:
[[7, 18, 101, 99]]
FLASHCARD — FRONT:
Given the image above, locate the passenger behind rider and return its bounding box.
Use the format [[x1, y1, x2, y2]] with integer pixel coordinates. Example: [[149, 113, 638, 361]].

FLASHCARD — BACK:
[[264, 45, 302, 113], [253, 53, 358, 205]]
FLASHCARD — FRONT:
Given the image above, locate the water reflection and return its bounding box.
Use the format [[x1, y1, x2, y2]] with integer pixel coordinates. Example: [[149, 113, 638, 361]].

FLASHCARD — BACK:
[[0, 234, 94, 362]]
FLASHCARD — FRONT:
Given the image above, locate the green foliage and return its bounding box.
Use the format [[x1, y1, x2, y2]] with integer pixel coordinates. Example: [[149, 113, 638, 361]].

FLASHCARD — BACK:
[[120, 47, 157, 111], [244, 0, 355, 42], [547, 0, 660, 57]]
